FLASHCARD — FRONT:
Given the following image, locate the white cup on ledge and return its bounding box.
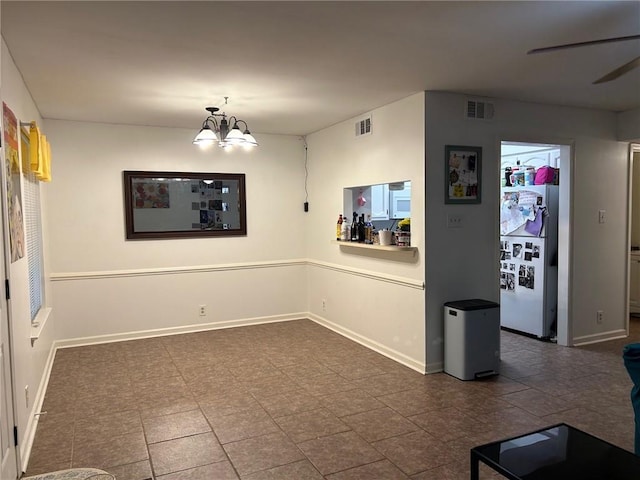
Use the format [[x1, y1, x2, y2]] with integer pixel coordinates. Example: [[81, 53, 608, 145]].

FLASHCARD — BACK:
[[379, 230, 393, 246]]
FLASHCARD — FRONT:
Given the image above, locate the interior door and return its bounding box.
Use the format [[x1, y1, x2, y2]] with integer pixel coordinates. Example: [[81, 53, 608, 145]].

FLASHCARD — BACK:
[[0, 330, 17, 480], [0, 147, 18, 479]]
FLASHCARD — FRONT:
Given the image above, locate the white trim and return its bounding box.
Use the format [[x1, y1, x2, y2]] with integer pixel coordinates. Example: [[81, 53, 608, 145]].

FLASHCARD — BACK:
[[54, 313, 307, 349], [572, 329, 628, 346], [627, 144, 640, 337], [50, 259, 307, 281], [425, 361, 444, 374], [21, 341, 57, 474], [307, 260, 424, 290], [308, 313, 425, 374], [56, 313, 426, 373], [29, 307, 52, 344], [49, 259, 425, 290]]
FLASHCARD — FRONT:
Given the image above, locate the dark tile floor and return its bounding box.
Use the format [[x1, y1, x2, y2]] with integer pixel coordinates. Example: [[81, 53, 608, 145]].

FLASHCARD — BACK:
[[26, 318, 640, 479]]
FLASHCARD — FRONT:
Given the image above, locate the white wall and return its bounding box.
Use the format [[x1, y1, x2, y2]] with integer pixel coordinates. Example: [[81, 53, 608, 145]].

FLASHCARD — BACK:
[[1, 40, 55, 469], [425, 91, 629, 369], [305, 93, 426, 371], [44, 120, 309, 341], [617, 107, 640, 142]]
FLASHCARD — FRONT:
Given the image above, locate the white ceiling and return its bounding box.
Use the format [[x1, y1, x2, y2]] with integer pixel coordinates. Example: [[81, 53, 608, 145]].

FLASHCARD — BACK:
[[2, 1, 639, 137]]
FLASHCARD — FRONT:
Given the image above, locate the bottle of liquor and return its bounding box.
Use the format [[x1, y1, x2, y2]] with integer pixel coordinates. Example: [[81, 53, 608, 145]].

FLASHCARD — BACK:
[[336, 214, 343, 241], [341, 214, 349, 241], [351, 212, 358, 242], [365, 214, 373, 244], [358, 214, 365, 243], [345, 216, 352, 241]]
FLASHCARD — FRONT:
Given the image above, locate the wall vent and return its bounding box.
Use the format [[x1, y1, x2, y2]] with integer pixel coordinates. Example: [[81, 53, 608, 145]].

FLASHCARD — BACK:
[[355, 116, 372, 136], [465, 99, 494, 120]]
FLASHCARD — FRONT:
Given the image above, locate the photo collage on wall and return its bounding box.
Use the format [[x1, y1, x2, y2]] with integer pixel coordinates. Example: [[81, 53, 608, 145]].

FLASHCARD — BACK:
[[500, 239, 540, 291], [190, 181, 231, 230], [133, 182, 170, 208]]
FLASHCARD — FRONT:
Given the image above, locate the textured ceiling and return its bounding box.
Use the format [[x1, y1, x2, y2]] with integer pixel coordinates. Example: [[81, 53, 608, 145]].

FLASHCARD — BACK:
[[2, 1, 639, 136]]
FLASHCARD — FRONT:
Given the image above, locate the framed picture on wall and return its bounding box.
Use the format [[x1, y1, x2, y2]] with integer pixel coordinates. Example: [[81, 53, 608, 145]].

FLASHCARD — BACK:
[[123, 170, 246, 240], [445, 145, 482, 204]]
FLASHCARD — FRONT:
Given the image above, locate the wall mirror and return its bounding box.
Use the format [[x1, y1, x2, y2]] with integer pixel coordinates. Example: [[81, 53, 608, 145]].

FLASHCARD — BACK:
[[123, 170, 246, 240], [343, 181, 411, 225]]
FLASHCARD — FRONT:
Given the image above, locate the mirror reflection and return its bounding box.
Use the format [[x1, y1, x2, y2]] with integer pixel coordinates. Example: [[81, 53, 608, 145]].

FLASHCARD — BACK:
[[123, 171, 246, 239], [343, 180, 411, 229]]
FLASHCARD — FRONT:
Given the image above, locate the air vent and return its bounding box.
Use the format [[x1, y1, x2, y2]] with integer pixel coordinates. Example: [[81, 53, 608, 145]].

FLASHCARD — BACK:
[[355, 116, 372, 136], [465, 100, 494, 120]]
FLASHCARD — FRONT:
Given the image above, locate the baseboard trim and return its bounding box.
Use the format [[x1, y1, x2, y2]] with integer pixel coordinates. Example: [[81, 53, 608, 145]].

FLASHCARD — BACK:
[[55, 313, 426, 374], [425, 361, 444, 374], [23, 312, 426, 471], [308, 313, 425, 374], [55, 313, 307, 349], [21, 342, 58, 474], [572, 329, 628, 346]]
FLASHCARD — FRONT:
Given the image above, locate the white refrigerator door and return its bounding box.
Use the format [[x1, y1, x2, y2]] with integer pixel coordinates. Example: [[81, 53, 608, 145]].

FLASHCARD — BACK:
[[500, 185, 548, 237], [500, 236, 547, 337]]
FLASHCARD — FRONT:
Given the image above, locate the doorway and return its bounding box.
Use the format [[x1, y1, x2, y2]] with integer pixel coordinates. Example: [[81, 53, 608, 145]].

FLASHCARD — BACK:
[[628, 144, 640, 336], [499, 140, 572, 346]]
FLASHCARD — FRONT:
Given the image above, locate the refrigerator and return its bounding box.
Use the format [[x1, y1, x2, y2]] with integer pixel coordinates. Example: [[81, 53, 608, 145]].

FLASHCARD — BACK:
[[499, 185, 559, 338]]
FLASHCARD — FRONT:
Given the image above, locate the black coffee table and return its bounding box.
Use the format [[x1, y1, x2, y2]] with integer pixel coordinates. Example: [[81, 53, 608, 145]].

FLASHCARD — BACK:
[[470, 423, 640, 479]]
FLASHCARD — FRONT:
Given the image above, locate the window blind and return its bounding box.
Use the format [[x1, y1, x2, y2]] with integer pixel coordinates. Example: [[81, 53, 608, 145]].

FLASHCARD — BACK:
[[23, 171, 43, 321]]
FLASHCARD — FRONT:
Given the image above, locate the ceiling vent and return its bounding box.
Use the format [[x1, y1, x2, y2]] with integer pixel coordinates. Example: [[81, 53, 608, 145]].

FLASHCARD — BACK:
[[355, 116, 372, 136], [465, 99, 494, 120]]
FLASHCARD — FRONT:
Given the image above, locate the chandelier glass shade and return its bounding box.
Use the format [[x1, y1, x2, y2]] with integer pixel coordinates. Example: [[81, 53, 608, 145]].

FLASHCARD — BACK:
[[193, 106, 258, 149]]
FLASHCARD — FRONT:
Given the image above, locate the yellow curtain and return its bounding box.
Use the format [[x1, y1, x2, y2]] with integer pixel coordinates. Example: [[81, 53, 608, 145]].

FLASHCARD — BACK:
[[41, 136, 51, 182], [28, 121, 51, 181]]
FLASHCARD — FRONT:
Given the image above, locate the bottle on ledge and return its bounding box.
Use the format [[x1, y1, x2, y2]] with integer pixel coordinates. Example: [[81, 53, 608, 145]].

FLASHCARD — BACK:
[[351, 212, 359, 242], [365, 214, 373, 244], [341, 214, 349, 241], [336, 214, 343, 241], [358, 214, 365, 243]]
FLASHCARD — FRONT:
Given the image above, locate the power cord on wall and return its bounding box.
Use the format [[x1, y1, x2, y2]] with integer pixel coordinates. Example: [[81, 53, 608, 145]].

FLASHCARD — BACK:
[[302, 136, 309, 212]]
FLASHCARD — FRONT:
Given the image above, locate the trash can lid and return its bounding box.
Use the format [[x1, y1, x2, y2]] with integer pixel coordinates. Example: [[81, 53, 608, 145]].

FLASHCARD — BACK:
[[443, 299, 500, 311]]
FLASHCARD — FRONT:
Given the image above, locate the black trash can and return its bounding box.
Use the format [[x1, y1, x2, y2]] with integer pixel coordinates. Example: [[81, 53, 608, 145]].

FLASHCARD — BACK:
[[623, 343, 640, 456]]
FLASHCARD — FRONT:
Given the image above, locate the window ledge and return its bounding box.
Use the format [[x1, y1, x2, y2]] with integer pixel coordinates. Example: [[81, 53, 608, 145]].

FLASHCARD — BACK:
[[30, 307, 52, 346], [333, 240, 417, 254]]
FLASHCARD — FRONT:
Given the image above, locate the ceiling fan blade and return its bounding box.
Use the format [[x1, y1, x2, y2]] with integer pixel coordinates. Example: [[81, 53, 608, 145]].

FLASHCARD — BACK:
[[527, 34, 640, 54], [593, 56, 640, 84]]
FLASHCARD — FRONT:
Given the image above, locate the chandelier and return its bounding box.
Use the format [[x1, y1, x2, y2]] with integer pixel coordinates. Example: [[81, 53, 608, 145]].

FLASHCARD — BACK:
[[192, 103, 258, 149]]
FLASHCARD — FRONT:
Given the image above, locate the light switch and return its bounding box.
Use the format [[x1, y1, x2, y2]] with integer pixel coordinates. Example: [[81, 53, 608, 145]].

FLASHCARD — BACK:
[[598, 210, 606, 224]]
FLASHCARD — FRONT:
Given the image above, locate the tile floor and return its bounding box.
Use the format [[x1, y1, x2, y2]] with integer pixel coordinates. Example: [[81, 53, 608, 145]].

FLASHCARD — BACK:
[[25, 317, 640, 479]]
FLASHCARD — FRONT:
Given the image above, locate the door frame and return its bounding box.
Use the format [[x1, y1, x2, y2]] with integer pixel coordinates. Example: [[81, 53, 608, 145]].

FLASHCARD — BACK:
[[498, 137, 574, 346], [627, 143, 640, 334]]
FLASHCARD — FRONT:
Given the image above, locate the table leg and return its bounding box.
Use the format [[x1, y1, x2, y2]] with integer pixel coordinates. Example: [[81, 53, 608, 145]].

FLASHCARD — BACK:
[[470, 451, 479, 480]]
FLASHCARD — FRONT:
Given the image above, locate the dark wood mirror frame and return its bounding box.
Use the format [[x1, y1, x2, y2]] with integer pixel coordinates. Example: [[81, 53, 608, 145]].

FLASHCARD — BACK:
[[123, 170, 247, 240]]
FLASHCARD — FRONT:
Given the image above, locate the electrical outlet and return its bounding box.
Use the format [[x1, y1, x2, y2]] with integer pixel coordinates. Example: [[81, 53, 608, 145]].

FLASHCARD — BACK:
[[322, 299, 326, 312], [199, 305, 207, 316], [25, 385, 29, 408], [596, 310, 603, 325], [447, 214, 463, 228]]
